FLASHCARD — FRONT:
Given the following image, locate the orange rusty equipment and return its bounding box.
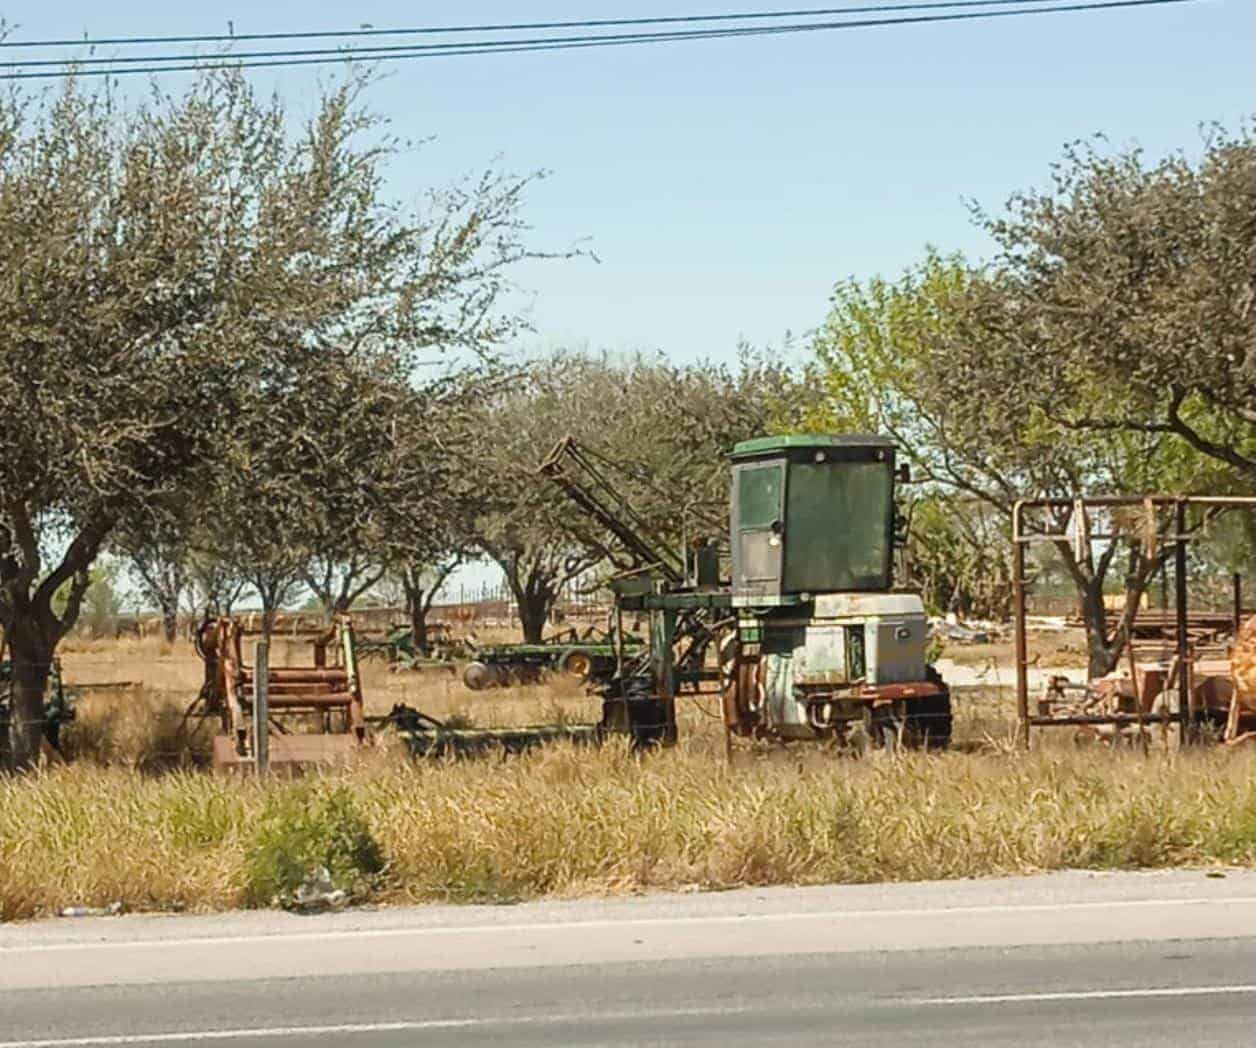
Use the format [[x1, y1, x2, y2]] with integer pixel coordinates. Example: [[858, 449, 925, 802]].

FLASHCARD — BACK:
[[196, 615, 367, 771], [1013, 495, 1256, 748]]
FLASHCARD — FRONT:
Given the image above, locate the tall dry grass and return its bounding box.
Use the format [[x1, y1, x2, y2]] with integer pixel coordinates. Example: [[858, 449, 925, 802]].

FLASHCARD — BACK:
[[5, 738, 1256, 921], [5, 635, 1247, 922]]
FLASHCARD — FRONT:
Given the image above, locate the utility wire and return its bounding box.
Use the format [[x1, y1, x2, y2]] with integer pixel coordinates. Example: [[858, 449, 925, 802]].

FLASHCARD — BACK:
[[0, 0, 1200, 80], [0, 0, 1177, 72], [0, 1, 1127, 50]]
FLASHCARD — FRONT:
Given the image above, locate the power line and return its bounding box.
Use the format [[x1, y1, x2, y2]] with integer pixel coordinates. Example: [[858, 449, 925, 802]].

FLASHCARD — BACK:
[[0, 0, 1200, 81], [0, 1, 1158, 51]]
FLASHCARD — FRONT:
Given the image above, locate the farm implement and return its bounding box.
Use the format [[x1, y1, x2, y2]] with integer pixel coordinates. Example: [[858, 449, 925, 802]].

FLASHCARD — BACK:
[[460, 626, 646, 690], [538, 434, 951, 752], [356, 622, 471, 671], [383, 431, 951, 757], [1013, 495, 1256, 748], [191, 615, 368, 771]]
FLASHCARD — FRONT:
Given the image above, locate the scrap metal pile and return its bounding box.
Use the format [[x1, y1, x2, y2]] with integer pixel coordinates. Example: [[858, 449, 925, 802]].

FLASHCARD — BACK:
[[1014, 496, 1256, 747]]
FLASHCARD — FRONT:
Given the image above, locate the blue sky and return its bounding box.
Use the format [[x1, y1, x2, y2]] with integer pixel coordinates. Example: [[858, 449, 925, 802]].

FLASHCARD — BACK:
[[3, 1, 1245, 366], [5, 1, 1244, 602]]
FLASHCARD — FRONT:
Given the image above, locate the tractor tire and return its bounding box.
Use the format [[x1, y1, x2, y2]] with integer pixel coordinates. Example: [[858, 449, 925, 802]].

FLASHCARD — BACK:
[[557, 649, 594, 682], [904, 667, 952, 750], [462, 661, 495, 691]]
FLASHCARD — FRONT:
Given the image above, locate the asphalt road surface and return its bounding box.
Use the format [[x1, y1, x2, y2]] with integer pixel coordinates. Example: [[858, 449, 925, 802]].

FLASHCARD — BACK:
[[5, 869, 1256, 1046]]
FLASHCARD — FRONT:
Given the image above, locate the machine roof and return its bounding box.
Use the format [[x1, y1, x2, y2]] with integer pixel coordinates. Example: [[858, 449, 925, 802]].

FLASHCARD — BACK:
[[730, 434, 894, 458]]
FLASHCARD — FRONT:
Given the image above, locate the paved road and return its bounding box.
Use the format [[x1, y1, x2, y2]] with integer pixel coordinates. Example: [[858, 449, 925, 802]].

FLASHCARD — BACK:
[[5, 869, 1256, 1046]]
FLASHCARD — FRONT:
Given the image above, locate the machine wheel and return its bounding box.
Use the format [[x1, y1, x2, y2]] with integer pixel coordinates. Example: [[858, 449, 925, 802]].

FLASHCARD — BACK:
[[557, 649, 594, 682], [903, 693, 952, 750], [904, 667, 952, 750], [462, 661, 495, 691], [866, 704, 903, 753]]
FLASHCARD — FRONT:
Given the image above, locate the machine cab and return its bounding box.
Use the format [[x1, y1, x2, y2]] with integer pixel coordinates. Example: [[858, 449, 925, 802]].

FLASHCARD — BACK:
[[729, 435, 896, 604]]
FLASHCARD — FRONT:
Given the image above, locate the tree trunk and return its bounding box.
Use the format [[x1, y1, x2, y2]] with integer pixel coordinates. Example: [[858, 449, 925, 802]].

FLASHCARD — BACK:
[[261, 596, 278, 641], [161, 601, 179, 645], [5, 628, 54, 771], [517, 591, 551, 644], [1078, 582, 1121, 679], [409, 598, 430, 655]]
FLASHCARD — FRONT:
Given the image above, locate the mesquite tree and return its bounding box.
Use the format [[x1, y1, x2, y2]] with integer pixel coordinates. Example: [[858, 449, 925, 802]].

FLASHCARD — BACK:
[[0, 69, 540, 768], [807, 251, 1219, 677], [472, 351, 813, 642], [962, 131, 1256, 478], [113, 496, 197, 643]]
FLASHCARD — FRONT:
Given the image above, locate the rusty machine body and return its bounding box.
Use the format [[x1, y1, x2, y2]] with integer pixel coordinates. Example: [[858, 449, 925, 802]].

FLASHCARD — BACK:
[[541, 434, 951, 751], [195, 615, 367, 770], [1012, 495, 1256, 747]]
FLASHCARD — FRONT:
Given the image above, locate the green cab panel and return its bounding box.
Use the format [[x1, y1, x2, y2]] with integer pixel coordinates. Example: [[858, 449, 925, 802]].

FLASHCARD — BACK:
[[730, 434, 895, 598]]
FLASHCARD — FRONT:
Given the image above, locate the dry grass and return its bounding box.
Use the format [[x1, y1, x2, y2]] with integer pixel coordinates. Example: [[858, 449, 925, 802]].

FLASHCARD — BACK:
[[3, 637, 1251, 921], [5, 741, 1256, 921]]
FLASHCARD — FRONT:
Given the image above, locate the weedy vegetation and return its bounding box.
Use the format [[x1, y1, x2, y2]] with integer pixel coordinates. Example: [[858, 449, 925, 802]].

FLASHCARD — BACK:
[[4, 653, 1256, 921]]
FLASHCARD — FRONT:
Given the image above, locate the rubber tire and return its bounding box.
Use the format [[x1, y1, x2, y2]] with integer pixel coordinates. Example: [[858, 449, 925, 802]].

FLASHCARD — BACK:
[[905, 667, 952, 750], [558, 649, 594, 682], [462, 661, 494, 691]]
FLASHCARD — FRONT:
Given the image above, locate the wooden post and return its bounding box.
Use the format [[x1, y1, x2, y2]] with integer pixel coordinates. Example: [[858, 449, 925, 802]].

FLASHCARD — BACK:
[[254, 641, 270, 774]]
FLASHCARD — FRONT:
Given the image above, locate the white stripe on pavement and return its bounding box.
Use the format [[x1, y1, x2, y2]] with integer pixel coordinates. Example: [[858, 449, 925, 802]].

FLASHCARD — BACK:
[[0, 1005, 747, 1047], [6, 895, 1253, 955], [917, 984, 1256, 1005]]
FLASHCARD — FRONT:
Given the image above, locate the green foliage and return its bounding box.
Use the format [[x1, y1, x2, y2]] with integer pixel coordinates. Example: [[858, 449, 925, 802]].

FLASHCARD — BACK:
[[905, 497, 1013, 620], [244, 786, 387, 907], [53, 559, 125, 636], [971, 129, 1256, 481]]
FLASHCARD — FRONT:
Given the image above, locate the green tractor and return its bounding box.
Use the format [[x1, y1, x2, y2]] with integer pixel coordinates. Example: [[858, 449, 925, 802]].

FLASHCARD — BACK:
[[542, 434, 950, 751], [383, 434, 949, 757]]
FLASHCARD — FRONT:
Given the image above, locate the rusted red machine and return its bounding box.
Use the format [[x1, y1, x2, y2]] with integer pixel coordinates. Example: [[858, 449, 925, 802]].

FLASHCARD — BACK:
[[1013, 495, 1256, 747], [195, 616, 367, 770]]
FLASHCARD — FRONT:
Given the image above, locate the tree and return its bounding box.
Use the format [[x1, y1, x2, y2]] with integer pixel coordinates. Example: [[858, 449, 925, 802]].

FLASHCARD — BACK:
[[0, 69, 541, 769], [472, 349, 816, 642], [960, 129, 1256, 480], [303, 555, 386, 621], [904, 497, 1014, 621], [185, 548, 248, 620], [805, 251, 1211, 677], [114, 497, 195, 643]]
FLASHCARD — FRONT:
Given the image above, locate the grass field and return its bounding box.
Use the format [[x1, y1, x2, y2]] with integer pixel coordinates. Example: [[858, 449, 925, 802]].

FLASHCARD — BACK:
[[2, 634, 1251, 922]]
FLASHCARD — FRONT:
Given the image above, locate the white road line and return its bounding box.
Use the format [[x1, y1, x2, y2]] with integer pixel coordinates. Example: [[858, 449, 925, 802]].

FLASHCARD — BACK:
[[5, 894, 1252, 955], [0, 1006, 744, 1047], [916, 984, 1256, 1006], [0, 1022, 477, 1047]]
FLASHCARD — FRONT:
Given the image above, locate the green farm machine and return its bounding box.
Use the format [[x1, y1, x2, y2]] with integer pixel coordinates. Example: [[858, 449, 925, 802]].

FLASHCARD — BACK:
[[535, 434, 951, 752]]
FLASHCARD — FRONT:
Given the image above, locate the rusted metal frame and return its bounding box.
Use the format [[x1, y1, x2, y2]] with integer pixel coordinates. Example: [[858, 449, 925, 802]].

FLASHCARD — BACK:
[[254, 641, 269, 774], [854, 682, 945, 701], [1026, 713, 1179, 727], [1174, 499, 1192, 746], [1012, 496, 1256, 748], [221, 619, 248, 750]]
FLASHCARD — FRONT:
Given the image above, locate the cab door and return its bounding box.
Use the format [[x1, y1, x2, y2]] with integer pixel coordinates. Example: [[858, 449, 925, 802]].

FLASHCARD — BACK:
[[732, 460, 785, 599]]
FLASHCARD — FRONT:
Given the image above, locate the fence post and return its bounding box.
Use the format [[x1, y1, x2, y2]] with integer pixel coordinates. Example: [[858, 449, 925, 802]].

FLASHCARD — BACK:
[[254, 641, 270, 774]]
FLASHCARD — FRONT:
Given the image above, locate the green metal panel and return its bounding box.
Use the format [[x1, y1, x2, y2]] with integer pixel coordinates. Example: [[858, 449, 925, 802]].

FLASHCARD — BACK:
[[782, 461, 893, 592], [731, 434, 893, 459]]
